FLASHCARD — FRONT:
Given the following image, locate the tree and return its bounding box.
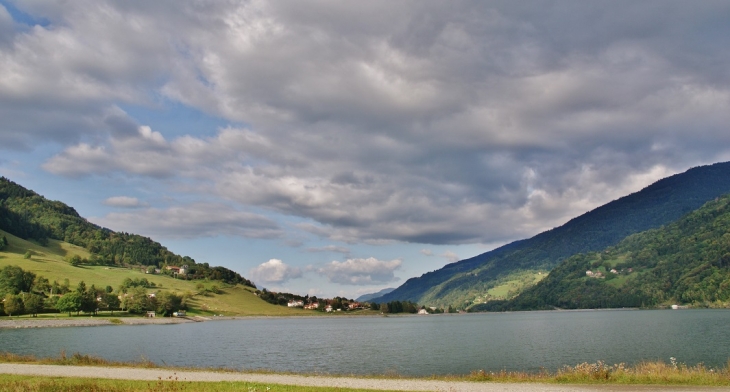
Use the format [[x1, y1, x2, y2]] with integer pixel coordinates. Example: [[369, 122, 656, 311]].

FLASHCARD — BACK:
[[380, 303, 390, 313], [155, 291, 183, 316], [0, 265, 36, 296], [23, 293, 44, 317], [80, 291, 97, 315], [23, 251, 31, 259], [56, 292, 82, 316], [67, 254, 82, 266], [99, 293, 120, 315], [32, 276, 51, 294], [124, 287, 151, 314], [3, 294, 24, 316], [0, 235, 7, 250]]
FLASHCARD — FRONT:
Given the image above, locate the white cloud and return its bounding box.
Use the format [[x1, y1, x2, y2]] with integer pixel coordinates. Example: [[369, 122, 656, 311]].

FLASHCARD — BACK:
[[317, 257, 402, 286], [103, 196, 147, 208], [440, 251, 459, 263], [249, 259, 303, 284], [420, 249, 433, 256]]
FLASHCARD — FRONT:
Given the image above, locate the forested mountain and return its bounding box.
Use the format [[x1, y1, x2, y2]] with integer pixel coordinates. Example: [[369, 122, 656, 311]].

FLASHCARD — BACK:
[[0, 177, 254, 286], [475, 194, 730, 311], [374, 161, 730, 308]]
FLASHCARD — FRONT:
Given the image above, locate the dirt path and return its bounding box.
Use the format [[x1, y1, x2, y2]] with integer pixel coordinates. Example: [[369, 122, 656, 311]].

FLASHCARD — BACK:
[[1, 364, 728, 392]]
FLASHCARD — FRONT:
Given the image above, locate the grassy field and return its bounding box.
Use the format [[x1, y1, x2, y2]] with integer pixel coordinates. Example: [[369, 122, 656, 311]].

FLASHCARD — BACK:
[[0, 229, 313, 317], [485, 270, 546, 300]]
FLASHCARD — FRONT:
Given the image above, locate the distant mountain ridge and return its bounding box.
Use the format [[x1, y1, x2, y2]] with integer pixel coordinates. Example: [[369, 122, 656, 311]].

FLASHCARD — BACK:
[[373, 161, 730, 307], [356, 287, 395, 302]]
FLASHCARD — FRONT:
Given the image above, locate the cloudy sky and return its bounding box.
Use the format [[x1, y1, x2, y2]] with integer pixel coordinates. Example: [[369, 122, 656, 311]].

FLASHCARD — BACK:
[[2, 1, 730, 298]]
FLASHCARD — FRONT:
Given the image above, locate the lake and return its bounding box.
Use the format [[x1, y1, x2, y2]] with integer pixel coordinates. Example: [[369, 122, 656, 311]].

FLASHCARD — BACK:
[[2, 309, 729, 376]]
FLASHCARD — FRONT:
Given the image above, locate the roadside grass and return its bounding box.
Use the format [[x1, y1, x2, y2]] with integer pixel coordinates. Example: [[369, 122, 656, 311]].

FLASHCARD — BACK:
[[0, 374, 405, 392], [460, 359, 730, 385], [2, 352, 730, 386]]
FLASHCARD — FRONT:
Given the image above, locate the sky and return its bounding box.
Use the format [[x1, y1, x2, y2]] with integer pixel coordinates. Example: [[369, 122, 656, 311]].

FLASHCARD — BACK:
[[1, 1, 730, 299]]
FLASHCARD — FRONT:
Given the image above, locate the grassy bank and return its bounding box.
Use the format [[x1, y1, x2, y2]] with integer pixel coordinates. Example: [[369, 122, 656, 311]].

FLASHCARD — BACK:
[[460, 359, 730, 385], [0, 374, 401, 392]]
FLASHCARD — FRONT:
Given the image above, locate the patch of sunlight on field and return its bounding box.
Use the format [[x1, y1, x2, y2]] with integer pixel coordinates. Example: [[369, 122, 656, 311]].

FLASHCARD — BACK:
[[486, 271, 546, 300], [185, 285, 314, 317]]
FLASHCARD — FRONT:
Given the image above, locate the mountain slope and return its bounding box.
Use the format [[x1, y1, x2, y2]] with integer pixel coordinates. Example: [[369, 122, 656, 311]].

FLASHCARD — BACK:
[[481, 194, 730, 310], [374, 161, 730, 307]]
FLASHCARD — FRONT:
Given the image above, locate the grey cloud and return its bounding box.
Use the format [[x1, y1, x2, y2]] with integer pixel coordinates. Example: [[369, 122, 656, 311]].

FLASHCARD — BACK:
[[92, 202, 283, 240], [8, 1, 730, 246], [0, 5, 14, 46], [104, 112, 140, 140], [306, 245, 351, 255]]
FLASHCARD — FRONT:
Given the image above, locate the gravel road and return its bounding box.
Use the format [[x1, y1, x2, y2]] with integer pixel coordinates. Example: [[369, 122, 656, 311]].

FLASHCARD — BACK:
[[1, 364, 729, 392]]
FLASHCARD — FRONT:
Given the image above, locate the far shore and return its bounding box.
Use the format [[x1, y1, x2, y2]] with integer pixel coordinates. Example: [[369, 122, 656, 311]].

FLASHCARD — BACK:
[[0, 312, 415, 329], [0, 316, 197, 329], [3, 308, 683, 330]]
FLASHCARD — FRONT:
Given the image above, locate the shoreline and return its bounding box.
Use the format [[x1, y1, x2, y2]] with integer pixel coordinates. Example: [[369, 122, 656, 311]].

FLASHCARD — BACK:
[[0, 316, 197, 329], [0, 313, 390, 329]]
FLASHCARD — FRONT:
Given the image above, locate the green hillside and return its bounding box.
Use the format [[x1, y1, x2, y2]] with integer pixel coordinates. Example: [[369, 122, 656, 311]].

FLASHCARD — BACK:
[[0, 174, 320, 317], [0, 228, 309, 316], [374, 161, 730, 308], [476, 194, 730, 311], [0, 177, 253, 287]]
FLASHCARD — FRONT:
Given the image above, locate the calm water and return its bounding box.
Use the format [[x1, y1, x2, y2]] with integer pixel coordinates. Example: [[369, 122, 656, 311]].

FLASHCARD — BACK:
[[2, 309, 729, 376]]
